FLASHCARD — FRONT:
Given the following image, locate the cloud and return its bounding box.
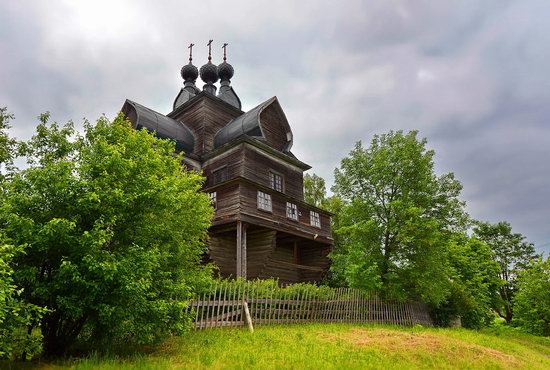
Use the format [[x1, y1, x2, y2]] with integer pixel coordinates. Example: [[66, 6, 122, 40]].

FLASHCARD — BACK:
[[1, 0, 549, 253]]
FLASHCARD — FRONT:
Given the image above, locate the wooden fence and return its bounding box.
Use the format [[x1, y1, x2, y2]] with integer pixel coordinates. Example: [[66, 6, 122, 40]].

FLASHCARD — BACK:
[[187, 281, 433, 330]]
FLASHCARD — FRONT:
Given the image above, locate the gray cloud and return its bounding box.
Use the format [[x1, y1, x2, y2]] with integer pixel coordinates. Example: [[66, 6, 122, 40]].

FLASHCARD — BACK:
[[1, 0, 549, 253]]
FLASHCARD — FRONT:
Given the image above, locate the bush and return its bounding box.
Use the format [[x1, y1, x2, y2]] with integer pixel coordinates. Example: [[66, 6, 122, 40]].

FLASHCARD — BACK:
[[0, 114, 214, 356], [513, 258, 550, 336]]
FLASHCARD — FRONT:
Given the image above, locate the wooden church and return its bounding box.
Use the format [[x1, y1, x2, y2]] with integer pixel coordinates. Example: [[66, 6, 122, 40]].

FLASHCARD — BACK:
[[121, 42, 332, 284]]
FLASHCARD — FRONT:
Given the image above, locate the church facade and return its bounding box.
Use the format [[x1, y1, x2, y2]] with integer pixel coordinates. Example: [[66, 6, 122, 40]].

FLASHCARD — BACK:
[[121, 43, 332, 284]]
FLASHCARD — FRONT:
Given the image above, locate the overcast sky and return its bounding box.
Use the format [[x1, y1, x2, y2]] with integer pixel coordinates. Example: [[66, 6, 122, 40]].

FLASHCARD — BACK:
[[1, 0, 549, 254]]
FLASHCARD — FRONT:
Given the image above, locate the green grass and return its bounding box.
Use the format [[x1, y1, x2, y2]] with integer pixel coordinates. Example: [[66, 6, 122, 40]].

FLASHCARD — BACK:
[[5, 324, 550, 369]]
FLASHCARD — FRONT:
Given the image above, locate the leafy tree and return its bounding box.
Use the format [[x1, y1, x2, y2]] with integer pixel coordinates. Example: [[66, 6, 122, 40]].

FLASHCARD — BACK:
[[0, 113, 213, 356], [304, 173, 326, 207], [433, 234, 501, 329], [0, 238, 46, 360], [474, 221, 538, 323], [513, 257, 550, 336], [0, 107, 17, 181], [332, 131, 467, 304]]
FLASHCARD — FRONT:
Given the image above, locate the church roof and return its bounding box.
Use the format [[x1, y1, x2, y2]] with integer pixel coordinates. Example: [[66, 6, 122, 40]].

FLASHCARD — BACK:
[[121, 99, 195, 153], [214, 96, 293, 152]]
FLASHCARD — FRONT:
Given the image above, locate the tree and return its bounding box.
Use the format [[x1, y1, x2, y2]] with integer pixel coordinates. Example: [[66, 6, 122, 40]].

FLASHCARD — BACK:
[[473, 221, 538, 323], [332, 131, 467, 304], [1, 108, 45, 360], [304, 173, 327, 207], [0, 113, 213, 356], [433, 234, 501, 329], [0, 238, 47, 360], [513, 257, 550, 336], [0, 107, 17, 181]]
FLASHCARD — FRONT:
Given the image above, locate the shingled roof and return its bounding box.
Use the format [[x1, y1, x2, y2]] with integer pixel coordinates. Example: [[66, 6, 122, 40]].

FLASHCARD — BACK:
[[121, 99, 195, 153]]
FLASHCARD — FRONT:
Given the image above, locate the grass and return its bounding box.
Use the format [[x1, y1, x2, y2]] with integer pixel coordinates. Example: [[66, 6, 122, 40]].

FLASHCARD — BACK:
[[5, 324, 550, 369]]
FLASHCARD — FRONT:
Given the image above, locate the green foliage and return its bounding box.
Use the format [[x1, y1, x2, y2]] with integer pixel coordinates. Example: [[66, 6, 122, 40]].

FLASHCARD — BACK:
[[303, 173, 327, 208], [0, 107, 17, 181], [0, 113, 214, 356], [207, 278, 335, 300], [432, 235, 501, 329], [474, 221, 538, 323], [332, 131, 467, 305], [0, 240, 46, 360], [513, 257, 550, 336]]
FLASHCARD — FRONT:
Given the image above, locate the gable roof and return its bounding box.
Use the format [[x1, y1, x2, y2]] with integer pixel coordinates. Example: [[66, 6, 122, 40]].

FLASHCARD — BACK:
[[121, 99, 195, 153], [213, 96, 293, 151]]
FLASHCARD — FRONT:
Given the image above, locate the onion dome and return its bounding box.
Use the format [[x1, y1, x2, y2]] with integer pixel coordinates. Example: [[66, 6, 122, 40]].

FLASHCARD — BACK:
[[199, 62, 219, 84], [218, 61, 234, 81], [181, 62, 198, 82]]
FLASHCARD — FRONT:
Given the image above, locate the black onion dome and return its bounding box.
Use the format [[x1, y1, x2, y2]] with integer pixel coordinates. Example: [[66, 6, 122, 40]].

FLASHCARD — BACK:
[[199, 62, 219, 84], [217, 61, 234, 81], [181, 62, 198, 82]]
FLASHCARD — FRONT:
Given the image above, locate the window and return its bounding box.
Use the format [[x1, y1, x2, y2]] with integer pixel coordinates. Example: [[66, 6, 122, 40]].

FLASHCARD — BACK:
[[286, 202, 298, 221], [209, 192, 217, 209], [269, 171, 283, 192], [310, 211, 321, 228], [213, 167, 228, 184], [257, 191, 272, 212]]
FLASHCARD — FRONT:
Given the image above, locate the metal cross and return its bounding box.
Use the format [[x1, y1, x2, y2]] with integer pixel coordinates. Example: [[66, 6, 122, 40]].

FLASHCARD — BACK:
[[188, 43, 194, 62], [222, 43, 228, 62], [207, 39, 213, 61]]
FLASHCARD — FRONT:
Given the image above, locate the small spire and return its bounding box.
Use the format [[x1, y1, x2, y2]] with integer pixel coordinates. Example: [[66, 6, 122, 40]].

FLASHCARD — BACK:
[[188, 43, 194, 62], [222, 43, 228, 62], [207, 39, 213, 62]]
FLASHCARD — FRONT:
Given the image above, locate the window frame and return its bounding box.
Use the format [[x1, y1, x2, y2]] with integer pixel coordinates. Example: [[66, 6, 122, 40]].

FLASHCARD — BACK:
[[212, 165, 229, 185], [269, 170, 284, 193], [209, 191, 217, 209], [310, 210, 321, 228], [257, 191, 273, 212], [286, 202, 298, 221]]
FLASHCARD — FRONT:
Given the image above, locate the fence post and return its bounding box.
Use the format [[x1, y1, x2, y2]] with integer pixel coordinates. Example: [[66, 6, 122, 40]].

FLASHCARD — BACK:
[[243, 300, 254, 332]]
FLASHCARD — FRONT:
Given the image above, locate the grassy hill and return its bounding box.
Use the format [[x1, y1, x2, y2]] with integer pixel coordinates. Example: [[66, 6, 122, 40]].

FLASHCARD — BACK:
[[10, 324, 550, 369]]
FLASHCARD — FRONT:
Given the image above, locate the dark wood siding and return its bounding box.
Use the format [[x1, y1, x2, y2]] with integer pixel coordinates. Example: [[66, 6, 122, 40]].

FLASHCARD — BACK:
[[259, 243, 300, 285], [203, 147, 245, 188], [208, 234, 236, 277], [242, 146, 304, 200], [260, 103, 289, 151], [172, 98, 241, 156], [238, 181, 332, 242], [210, 182, 240, 224]]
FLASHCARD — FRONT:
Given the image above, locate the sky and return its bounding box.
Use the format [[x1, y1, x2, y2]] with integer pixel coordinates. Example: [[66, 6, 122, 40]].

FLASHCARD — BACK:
[[1, 0, 549, 254]]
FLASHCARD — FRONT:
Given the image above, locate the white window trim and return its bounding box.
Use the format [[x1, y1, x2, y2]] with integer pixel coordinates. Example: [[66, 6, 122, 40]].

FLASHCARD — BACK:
[[257, 191, 272, 212], [310, 211, 321, 228], [209, 192, 217, 209], [286, 202, 298, 221]]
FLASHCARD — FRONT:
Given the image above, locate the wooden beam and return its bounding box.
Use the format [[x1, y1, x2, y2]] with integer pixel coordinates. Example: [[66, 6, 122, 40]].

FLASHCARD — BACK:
[[242, 223, 247, 278], [236, 221, 242, 277], [242, 300, 254, 332]]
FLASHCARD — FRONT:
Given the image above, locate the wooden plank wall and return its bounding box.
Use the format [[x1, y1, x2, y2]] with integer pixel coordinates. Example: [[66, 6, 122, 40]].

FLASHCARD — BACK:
[[259, 244, 300, 285], [173, 98, 241, 156], [242, 146, 304, 200], [203, 148, 245, 188], [188, 281, 434, 330], [208, 235, 237, 277], [239, 182, 331, 241], [259, 103, 290, 152], [210, 183, 240, 223], [246, 229, 277, 279]]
